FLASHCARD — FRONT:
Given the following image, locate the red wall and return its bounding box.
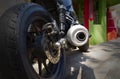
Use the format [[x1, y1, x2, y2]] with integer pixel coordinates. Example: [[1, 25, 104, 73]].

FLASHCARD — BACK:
[[107, 8, 118, 40], [84, 0, 89, 29]]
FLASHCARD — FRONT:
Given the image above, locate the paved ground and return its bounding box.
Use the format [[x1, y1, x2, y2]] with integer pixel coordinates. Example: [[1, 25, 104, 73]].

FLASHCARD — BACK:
[[1, 38, 119, 79], [65, 38, 120, 79]]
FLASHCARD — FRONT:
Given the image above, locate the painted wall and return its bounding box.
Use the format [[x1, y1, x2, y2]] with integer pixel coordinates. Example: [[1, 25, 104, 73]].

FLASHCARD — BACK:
[[89, 0, 106, 45], [110, 4, 120, 36], [107, 0, 120, 7], [107, 8, 118, 41]]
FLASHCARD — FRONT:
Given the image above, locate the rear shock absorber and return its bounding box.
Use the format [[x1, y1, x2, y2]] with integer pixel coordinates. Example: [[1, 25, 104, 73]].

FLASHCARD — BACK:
[[58, 4, 66, 36]]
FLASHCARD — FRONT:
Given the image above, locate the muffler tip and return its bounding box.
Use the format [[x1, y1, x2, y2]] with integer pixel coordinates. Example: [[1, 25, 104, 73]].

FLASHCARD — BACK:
[[76, 32, 86, 41], [67, 24, 89, 47]]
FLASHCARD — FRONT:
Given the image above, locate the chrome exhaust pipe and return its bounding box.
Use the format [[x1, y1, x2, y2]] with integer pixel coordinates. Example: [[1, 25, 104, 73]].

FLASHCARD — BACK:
[[67, 24, 89, 47]]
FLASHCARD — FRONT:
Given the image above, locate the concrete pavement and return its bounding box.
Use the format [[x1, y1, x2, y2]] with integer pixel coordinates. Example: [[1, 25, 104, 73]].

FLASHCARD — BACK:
[[65, 38, 120, 79], [1, 37, 119, 79]]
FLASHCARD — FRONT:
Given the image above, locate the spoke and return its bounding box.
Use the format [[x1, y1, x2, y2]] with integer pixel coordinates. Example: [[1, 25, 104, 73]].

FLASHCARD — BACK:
[[26, 20, 60, 78], [42, 59, 51, 74], [32, 21, 42, 34], [38, 58, 42, 75]]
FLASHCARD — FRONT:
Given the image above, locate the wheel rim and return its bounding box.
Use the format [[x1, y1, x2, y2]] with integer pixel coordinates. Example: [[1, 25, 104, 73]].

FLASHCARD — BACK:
[[26, 20, 61, 78]]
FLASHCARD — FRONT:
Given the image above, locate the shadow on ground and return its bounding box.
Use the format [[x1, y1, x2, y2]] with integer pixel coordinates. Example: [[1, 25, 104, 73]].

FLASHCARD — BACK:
[[65, 38, 120, 79], [65, 50, 96, 79]]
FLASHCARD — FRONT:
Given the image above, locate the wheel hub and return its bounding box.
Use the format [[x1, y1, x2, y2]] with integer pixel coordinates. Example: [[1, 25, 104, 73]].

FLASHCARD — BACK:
[[42, 37, 61, 64]]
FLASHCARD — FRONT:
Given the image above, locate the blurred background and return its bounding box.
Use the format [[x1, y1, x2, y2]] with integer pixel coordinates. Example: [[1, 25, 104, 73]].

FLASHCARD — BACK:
[[0, 0, 120, 45]]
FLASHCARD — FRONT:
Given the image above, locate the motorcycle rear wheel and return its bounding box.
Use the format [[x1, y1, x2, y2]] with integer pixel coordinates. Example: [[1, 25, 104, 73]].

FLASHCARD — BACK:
[[0, 3, 65, 79]]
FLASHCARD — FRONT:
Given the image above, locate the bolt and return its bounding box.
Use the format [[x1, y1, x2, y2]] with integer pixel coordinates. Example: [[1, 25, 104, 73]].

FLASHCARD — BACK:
[[54, 42, 61, 49]]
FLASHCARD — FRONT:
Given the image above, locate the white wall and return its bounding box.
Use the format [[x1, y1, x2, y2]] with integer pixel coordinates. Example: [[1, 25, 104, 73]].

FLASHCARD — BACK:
[[110, 4, 120, 35]]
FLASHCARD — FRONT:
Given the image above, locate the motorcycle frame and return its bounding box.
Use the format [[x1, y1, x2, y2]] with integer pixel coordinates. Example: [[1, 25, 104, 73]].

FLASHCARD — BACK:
[[32, 0, 77, 35]]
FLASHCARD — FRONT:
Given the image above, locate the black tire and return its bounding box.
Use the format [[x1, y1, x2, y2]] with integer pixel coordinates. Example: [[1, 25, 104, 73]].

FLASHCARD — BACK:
[[0, 3, 65, 79], [79, 41, 89, 52]]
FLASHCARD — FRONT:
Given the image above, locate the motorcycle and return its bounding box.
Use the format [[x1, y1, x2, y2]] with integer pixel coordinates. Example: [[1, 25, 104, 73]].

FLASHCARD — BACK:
[[0, 0, 89, 79]]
